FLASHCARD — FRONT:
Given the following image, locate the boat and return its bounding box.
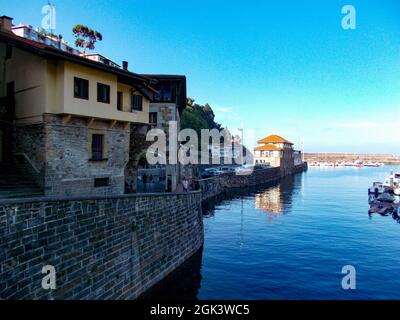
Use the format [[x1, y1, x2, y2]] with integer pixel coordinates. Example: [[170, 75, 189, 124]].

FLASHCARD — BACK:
[[364, 162, 381, 167], [368, 170, 400, 195], [368, 182, 387, 195], [377, 193, 396, 203]]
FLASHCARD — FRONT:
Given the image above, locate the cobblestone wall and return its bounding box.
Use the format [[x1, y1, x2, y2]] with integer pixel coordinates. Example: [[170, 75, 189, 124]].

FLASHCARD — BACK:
[[0, 191, 203, 300]]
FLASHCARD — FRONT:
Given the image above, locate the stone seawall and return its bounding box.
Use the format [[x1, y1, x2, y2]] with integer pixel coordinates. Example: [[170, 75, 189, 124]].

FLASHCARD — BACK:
[[0, 192, 203, 300], [199, 163, 308, 201]]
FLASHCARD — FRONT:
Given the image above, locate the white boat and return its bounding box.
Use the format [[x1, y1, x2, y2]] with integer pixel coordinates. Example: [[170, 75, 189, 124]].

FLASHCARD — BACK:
[[385, 171, 400, 189], [369, 170, 400, 195], [368, 182, 388, 195], [364, 162, 381, 167]]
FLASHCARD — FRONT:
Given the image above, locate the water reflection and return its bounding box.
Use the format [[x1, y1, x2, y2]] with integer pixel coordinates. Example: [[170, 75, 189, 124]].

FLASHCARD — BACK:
[[255, 175, 298, 217], [201, 177, 297, 217], [368, 194, 400, 224], [142, 173, 303, 300]]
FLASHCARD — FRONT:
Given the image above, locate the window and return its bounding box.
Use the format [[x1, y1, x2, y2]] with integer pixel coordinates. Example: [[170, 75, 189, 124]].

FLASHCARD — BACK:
[[74, 77, 89, 99], [131, 94, 143, 111], [97, 83, 110, 103], [94, 177, 110, 188], [154, 82, 176, 102], [91, 134, 104, 161], [149, 112, 157, 126], [117, 91, 123, 111]]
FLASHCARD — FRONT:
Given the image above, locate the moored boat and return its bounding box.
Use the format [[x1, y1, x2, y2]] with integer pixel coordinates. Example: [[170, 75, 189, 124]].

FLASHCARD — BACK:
[[368, 182, 389, 195]]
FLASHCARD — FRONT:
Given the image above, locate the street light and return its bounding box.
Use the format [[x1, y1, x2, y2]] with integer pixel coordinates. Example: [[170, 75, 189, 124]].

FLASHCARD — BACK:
[[238, 128, 244, 165]]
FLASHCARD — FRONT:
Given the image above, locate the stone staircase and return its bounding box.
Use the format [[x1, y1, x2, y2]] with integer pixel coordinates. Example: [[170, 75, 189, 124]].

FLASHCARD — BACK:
[[0, 163, 43, 199]]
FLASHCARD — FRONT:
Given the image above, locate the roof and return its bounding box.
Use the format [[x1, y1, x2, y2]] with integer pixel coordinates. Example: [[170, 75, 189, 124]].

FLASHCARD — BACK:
[[254, 144, 280, 151], [0, 30, 158, 100], [257, 135, 293, 145]]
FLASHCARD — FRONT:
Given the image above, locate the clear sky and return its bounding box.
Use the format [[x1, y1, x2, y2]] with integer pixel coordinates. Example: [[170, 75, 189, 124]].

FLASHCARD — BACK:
[[2, 0, 400, 154]]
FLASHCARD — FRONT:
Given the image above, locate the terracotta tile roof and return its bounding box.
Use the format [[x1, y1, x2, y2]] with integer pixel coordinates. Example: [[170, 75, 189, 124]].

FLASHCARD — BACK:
[[257, 134, 293, 145], [254, 144, 280, 151]]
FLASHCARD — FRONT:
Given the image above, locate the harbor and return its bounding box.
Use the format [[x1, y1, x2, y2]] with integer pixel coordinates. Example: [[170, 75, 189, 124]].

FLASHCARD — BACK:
[[146, 165, 400, 300], [309, 161, 384, 167], [1, 0, 400, 305]]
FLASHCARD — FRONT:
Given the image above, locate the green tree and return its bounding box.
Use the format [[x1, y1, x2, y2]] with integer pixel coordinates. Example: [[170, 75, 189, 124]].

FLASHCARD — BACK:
[[181, 98, 221, 132], [180, 105, 209, 138], [72, 25, 103, 53]]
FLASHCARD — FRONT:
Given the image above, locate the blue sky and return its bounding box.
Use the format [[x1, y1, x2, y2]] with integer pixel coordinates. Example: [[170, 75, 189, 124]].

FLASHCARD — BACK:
[[2, 0, 400, 153]]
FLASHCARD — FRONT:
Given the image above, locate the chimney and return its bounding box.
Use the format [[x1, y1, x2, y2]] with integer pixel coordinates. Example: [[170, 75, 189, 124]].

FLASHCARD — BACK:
[[122, 61, 128, 71], [0, 16, 13, 32]]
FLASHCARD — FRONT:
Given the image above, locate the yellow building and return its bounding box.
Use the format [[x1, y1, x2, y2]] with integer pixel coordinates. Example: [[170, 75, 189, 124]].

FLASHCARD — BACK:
[[254, 135, 301, 174], [0, 16, 185, 198]]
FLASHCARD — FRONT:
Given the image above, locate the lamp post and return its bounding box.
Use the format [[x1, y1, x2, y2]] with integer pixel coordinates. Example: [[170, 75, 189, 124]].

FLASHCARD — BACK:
[[238, 128, 244, 165]]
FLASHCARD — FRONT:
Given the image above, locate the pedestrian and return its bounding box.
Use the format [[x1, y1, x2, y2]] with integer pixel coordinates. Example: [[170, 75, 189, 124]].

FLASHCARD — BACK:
[[182, 177, 189, 192]]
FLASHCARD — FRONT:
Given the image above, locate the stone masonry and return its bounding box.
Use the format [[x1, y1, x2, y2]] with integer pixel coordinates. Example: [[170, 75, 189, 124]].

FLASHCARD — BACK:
[[0, 191, 203, 299], [14, 114, 130, 197]]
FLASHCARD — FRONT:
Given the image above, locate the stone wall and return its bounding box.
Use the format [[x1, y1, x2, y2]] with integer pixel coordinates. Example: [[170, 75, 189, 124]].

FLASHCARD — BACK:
[[199, 163, 307, 201], [0, 191, 203, 300], [14, 122, 45, 187], [44, 114, 129, 197]]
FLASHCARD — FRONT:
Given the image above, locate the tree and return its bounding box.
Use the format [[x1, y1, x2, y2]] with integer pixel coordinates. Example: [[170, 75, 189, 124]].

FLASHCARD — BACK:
[[72, 24, 103, 53], [181, 98, 222, 136]]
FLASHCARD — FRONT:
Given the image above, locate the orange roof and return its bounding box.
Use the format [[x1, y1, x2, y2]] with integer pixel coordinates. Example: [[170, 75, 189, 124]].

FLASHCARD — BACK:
[[254, 144, 280, 151], [257, 135, 293, 145]]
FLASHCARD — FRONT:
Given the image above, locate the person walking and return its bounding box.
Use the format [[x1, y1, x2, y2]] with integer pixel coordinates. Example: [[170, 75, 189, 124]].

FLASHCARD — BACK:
[[182, 177, 189, 192]]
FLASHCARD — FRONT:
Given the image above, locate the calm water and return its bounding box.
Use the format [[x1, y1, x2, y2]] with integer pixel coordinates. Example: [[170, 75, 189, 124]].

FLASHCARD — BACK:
[[146, 166, 400, 300]]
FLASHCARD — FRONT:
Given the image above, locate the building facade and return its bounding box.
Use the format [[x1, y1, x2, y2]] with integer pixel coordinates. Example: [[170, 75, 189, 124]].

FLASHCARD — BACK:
[[254, 134, 302, 174], [0, 15, 185, 198], [145, 75, 186, 192]]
